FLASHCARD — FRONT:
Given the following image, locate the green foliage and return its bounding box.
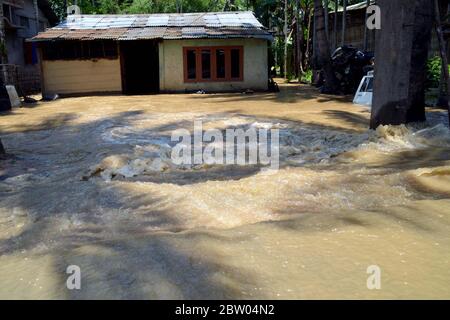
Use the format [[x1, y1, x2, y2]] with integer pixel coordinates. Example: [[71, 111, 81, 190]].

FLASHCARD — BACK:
[[49, 0, 254, 17], [123, 0, 155, 14], [285, 73, 294, 83], [300, 69, 312, 83], [96, 0, 121, 14], [426, 56, 450, 89]]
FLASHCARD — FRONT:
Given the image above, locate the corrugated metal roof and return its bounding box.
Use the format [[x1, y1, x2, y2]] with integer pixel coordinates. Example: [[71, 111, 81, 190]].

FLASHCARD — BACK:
[[31, 11, 272, 41], [334, 0, 376, 13], [32, 26, 272, 41], [51, 11, 263, 29]]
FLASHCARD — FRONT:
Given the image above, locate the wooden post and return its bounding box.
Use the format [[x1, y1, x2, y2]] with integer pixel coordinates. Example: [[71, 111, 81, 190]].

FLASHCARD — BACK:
[[434, 0, 450, 126]]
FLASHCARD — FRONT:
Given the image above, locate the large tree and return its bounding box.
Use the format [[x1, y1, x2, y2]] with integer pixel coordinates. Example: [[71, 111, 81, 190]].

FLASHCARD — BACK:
[[370, 0, 434, 129]]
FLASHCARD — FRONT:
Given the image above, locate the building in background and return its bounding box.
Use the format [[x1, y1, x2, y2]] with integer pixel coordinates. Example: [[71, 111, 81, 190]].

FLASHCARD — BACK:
[[1, 0, 58, 94], [329, 0, 450, 58], [31, 11, 272, 96], [329, 1, 376, 52]]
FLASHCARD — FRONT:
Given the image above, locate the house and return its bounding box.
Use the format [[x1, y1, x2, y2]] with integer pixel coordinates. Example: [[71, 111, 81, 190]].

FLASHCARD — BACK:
[[329, 0, 450, 58], [1, 0, 58, 94], [328, 1, 376, 52], [30, 11, 273, 96]]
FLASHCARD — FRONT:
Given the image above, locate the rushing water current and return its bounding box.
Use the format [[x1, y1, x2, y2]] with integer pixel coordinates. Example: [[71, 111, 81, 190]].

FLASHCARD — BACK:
[[0, 89, 449, 299]]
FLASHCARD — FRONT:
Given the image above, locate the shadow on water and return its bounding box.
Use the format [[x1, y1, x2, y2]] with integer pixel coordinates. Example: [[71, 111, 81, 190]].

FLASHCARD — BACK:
[[187, 84, 353, 105]]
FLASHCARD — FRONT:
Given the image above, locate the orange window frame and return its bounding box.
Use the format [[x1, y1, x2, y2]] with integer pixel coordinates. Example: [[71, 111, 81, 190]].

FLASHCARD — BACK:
[[183, 46, 244, 83]]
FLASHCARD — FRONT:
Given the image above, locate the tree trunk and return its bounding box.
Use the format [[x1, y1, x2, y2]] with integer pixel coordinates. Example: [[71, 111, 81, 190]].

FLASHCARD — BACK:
[[436, 0, 449, 109], [370, 0, 434, 129], [0, 1, 8, 83], [341, 0, 347, 46], [0, 138, 4, 156], [324, 0, 329, 43], [305, 10, 312, 68], [296, 0, 304, 77], [284, 0, 289, 78], [314, 0, 340, 93], [435, 0, 450, 125], [334, 0, 338, 50]]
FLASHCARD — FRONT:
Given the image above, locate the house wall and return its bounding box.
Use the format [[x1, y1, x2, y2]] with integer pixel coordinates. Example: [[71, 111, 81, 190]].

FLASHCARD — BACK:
[[3, 0, 52, 94], [42, 59, 122, 95], [5, 0, 50, 66], [328, 9, 376, 51], [159, 38, 269, 92]]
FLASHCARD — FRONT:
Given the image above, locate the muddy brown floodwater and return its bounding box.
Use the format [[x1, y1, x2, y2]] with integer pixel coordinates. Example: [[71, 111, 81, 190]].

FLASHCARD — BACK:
[[0, 84, 449, 299]]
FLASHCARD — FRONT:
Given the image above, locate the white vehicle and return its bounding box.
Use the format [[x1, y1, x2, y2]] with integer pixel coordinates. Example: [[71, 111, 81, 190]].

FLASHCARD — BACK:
[[353, 70, 374, 107]]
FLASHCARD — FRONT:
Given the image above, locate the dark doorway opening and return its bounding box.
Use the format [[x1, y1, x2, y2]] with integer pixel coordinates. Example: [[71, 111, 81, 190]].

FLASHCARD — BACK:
[[120, 40, 159, 95]]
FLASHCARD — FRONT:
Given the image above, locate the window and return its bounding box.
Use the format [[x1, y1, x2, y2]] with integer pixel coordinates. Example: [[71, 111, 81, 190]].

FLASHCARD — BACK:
[[186, 49, 197, 80], [42, 41, 118, 61], [230, 49, 241, 79], [183, 46, 243, 82], [201, 49, 211, 79], [216, 49, 226, 79]]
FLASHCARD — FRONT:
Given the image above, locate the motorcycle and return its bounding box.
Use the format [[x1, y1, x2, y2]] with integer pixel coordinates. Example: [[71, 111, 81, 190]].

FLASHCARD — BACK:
[[318, 46, 374, 95]]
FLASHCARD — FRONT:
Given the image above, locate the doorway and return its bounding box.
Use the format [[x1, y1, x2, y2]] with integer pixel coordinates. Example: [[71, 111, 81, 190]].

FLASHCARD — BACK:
[[120, 40, 159, 94]]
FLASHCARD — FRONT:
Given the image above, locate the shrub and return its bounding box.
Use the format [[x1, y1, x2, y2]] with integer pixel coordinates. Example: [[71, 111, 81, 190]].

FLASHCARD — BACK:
[[426, 56, 450, 89], [300, 70, 312, 84]]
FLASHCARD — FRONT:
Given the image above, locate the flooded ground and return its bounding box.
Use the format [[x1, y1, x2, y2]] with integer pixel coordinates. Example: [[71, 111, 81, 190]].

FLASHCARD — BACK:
[[0, 84, 449, 299]]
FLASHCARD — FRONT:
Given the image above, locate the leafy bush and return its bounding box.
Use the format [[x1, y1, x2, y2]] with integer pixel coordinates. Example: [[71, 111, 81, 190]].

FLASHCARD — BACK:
[[300, 70, 312, 84], [426, 56, 450, 89]]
